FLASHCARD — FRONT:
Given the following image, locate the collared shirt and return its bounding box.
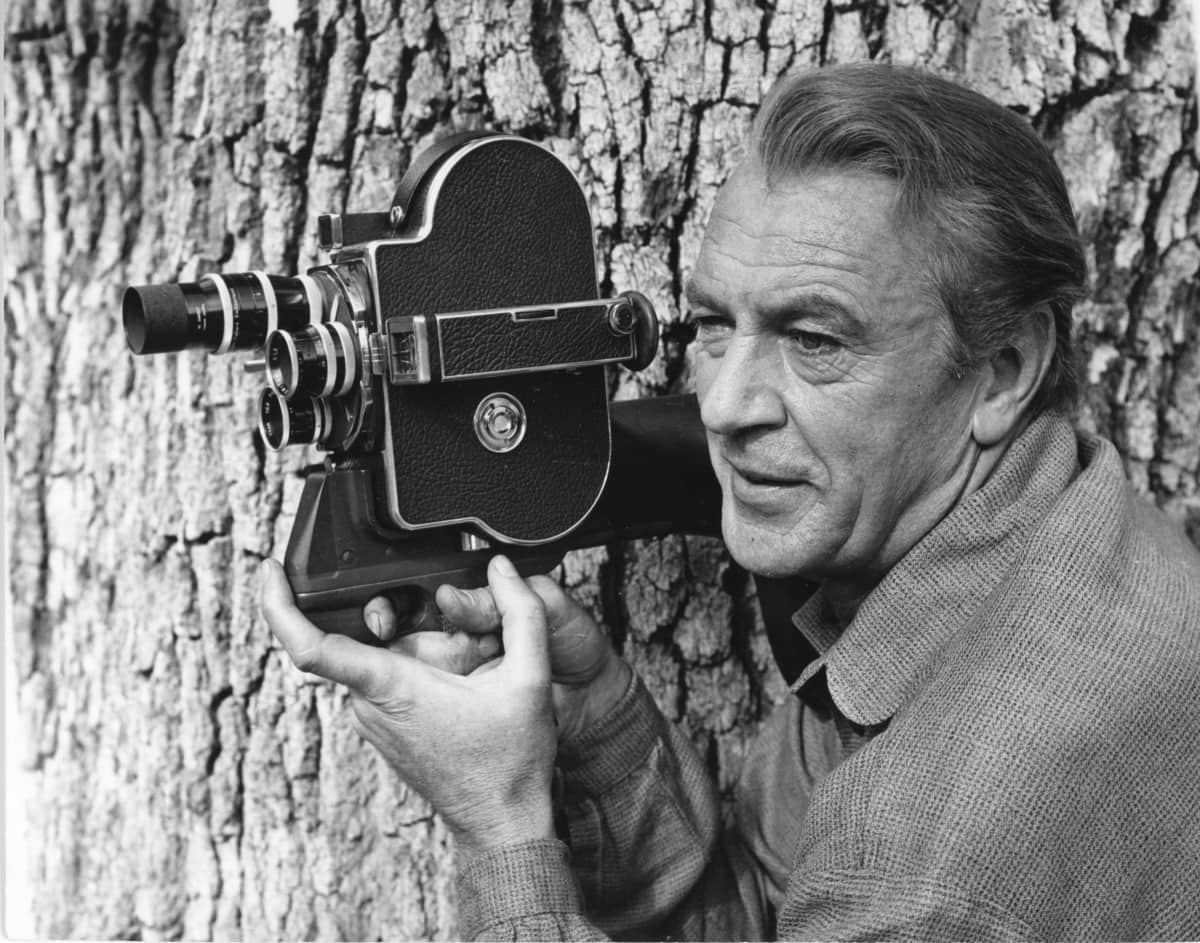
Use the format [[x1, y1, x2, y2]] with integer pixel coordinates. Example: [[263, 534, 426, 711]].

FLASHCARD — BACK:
[[457, 412, 1200, 941]]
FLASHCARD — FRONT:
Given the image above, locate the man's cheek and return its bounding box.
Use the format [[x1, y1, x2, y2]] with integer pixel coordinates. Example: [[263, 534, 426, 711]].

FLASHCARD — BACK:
[[693, 351, 720, 403]]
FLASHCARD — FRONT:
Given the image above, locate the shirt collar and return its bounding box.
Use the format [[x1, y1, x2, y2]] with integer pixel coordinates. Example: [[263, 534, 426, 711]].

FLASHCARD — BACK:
[[788, 411, 1083, 727]]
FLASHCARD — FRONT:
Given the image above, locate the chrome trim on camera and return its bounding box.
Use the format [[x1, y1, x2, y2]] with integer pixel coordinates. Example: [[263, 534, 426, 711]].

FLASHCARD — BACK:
[[250, 270, 279, 336], [201, 273, 236, 354], [384, 316, 433, 384]]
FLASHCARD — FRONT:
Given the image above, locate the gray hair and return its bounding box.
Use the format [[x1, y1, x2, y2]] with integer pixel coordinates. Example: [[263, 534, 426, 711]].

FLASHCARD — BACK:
[[753, 64, 1087, 414]]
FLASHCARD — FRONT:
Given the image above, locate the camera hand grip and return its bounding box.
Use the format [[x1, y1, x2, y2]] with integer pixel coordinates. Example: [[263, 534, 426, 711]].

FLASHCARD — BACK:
[[283, 395, 721, 641], [289, 548, 566, 641]]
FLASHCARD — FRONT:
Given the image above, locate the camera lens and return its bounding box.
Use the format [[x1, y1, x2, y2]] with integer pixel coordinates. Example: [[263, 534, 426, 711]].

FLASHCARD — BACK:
[[258, 389, 332, 451], [265, 321, 360, 400], [123, 272, 324, 355]]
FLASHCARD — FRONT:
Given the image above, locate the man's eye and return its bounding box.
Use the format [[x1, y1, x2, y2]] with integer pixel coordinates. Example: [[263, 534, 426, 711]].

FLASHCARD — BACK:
[[692, 316, 732, 341], [788, 329, 840, 353]]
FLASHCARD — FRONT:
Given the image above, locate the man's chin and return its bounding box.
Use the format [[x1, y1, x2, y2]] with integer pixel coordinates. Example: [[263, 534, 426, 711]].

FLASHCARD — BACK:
[[721, 518, 826, 580]]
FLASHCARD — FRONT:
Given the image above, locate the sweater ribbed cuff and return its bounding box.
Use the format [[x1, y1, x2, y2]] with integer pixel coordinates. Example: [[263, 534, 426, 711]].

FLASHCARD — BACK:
[[456, 838, 583, 940], [556, 672, 663, 796]]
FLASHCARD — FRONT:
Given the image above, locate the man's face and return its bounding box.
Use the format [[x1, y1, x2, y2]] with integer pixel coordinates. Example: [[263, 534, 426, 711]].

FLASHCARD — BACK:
[[688, 163, 982, 588]]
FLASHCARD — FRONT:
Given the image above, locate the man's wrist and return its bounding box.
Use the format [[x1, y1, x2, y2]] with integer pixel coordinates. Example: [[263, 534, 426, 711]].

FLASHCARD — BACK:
[[451, 802, 556, 861]]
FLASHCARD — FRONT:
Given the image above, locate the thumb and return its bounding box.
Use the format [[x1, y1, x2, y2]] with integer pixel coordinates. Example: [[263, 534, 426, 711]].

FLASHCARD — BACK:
[[262, 559, 402, 700], [487, 555, 550, 682]]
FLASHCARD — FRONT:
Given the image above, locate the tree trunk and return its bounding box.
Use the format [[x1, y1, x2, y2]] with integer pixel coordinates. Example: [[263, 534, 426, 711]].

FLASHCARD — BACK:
[[5, 0, 1196, 937]]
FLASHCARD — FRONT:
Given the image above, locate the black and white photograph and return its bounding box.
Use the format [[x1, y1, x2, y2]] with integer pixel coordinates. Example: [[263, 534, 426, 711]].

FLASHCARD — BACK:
[[4, 0, 1199, 939]]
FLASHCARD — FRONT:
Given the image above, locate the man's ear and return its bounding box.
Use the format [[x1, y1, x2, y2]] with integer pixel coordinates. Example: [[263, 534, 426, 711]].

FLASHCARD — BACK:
[[970, 307, 1056, 447]]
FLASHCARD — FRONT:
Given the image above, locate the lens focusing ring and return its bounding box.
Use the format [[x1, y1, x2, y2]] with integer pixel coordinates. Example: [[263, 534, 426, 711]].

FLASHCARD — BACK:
[[266, 322, 360, 400], [266, 330, 301, 399], [258, 389, 331, 451]]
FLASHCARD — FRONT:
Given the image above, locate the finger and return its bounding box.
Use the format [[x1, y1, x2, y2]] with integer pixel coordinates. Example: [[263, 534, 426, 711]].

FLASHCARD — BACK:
[[362, 595, 398, 642], [487, 555, 550, 681], [528, 574, 602, 646], [527, 575, 609, 684], [526, 575, 581, 622], [395, 629, 502, 675], [260, 559, 393, 695], [434, 583, 502, 633]]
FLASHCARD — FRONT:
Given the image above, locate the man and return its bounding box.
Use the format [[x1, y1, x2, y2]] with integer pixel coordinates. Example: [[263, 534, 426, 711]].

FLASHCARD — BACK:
[[261, 63, 1200, 940]]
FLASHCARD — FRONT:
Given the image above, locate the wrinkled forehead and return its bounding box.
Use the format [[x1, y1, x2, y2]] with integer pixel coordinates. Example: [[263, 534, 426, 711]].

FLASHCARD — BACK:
[[716, 157, 906, 225], [699, 162, 911, 262], [697, 159, 934, 283]]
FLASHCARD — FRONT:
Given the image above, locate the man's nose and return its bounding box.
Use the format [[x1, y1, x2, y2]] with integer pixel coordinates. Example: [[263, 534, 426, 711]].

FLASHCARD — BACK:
[[697, 335, 787, 437]]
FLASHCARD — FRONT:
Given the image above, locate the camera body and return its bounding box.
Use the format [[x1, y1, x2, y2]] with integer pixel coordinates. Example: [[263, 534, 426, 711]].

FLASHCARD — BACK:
[[266, 133, 655, 544], [124, 133, 713, 638]]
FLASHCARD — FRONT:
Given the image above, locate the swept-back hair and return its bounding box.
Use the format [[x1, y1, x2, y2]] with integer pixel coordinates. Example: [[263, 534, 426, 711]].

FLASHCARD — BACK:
[[753, 64, 1087, 413]]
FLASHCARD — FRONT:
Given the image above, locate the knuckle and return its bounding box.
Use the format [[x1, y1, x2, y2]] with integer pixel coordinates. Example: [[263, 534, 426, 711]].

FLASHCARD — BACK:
[[290, 637, 325, 675], [410, 635, 458, 673], [476, 633, 502, 661], [472, 588, 501, 620], [444, 634, 484, 674], [365, 659, 411, 706], [451, 643, 475, 675], [513, 596, 548, 623], [359, 665, 397, 704]]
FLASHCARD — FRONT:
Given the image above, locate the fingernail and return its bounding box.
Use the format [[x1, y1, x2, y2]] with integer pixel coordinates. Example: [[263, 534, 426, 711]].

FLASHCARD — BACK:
[[492, 555, 518, 578], [366, 612, 384, 639]]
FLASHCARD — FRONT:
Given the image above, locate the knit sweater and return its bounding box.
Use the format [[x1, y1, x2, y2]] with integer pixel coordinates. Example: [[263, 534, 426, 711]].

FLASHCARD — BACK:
[[458, 412, 1200, 940]]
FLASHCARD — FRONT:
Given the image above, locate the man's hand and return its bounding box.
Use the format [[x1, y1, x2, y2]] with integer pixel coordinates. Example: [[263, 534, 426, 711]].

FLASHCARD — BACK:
[[437, 575, 631, 743], [260, 554, 557, 859], [364, 573, 632, 744]]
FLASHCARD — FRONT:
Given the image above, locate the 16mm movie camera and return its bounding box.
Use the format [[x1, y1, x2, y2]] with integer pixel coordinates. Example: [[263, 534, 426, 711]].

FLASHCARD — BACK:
[[123, 133, 727, 642]]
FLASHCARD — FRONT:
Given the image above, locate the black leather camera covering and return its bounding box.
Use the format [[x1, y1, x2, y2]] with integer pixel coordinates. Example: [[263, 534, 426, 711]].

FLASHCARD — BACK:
[[372, 137, 610, 544]]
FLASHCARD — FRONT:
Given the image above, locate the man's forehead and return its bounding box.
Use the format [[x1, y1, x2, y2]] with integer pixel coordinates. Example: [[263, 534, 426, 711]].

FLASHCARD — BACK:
[[694, 163, 916, 274]]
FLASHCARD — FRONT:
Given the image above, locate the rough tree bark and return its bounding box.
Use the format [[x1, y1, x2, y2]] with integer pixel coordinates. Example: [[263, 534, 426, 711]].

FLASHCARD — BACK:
[[5, 0, 1196, 938]]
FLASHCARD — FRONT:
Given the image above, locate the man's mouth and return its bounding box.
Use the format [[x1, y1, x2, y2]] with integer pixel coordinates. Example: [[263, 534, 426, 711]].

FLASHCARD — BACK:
[[733, 468, 802, 485], [726, 458, 807, 486], [724, 460, 810, 507]]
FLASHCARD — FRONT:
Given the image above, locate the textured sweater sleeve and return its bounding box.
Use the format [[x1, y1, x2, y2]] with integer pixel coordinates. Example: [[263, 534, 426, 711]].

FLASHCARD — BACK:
[[456, 839, 606, 941], [456, 672, 771, 940]]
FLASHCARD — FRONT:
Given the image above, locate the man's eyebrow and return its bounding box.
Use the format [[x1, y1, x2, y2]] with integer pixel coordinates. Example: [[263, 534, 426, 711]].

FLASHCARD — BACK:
[[683, 282, 866, 336], [760, 293, 865, 334]]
